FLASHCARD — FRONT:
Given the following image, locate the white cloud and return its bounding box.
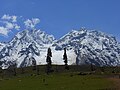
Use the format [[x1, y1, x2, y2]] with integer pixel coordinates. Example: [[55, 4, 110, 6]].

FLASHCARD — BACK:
[[0, 14, 40, 36], [24, 19, 34, 29], [6, 22, 14, 29], [0, 14, 20, 36], [12, 16, 17, 22], [5, 22, 20, 30], [14, 24, 20, 30], [2, 15, 11, 20], [1, 14, 17, 22], [0, 22, 20, 36], [32, 18, 40, 25], [24, 18, 40, 29], [0, 27, 8, 36]]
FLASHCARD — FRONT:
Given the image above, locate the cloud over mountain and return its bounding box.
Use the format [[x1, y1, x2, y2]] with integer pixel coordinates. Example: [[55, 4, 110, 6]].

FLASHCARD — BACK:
[[24, 18, 40, 29], [0, 14, 120, 69], [0, 14, 40, 37], [0, 14, 20, 36], [1, 14, 17, 22]]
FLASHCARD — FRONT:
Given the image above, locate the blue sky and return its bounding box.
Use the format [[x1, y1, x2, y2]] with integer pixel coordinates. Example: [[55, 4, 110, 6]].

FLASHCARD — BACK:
[[0, 0, 120, 42]]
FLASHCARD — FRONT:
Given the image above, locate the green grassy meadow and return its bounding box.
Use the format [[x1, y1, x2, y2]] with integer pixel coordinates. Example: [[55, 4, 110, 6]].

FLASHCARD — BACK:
[[0, 65, 118, 90], [0, 74, 114, 90]]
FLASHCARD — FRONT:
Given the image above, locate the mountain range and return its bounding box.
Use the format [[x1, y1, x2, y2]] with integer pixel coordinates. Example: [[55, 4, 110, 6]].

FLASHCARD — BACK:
[[0, 28, 120, 69]]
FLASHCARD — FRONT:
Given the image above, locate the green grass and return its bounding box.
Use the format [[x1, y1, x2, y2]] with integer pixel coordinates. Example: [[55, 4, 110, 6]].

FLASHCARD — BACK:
[[0, 73, 114, 90]]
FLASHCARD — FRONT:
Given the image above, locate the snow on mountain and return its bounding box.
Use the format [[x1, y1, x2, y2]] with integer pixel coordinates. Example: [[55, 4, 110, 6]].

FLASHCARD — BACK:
[[53, 28, 120, 66], [0, 28, 120, 69], [0, 29, 55, 69], [0, 42, 5, 51]]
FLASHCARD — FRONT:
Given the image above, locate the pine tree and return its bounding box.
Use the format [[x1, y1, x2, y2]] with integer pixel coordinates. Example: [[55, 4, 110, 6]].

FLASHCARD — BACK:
[[13, 63, 17, 76], [63, 48, 69, 70], [46, 48, 52, 74]]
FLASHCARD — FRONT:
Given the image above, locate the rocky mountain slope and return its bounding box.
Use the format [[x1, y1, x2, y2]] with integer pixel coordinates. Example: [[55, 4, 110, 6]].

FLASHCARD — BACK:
[[0, 28, 120, 69], [54, 29, 120, 66]]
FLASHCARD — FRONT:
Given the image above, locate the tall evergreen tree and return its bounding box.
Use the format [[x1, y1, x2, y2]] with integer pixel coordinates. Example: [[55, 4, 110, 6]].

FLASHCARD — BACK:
[[63, 48, 69, 70], [13, 62, 17, 76], [46, 48, 52, 74]]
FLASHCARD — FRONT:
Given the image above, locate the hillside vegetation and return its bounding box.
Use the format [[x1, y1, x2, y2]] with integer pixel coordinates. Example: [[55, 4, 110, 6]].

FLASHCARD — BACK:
[[0, 65, 119, 90]]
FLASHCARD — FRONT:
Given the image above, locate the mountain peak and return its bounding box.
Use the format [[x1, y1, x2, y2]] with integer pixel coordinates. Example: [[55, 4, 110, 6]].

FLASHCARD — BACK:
[[0, 29, 120, 69], [53, 29, 120, 66]]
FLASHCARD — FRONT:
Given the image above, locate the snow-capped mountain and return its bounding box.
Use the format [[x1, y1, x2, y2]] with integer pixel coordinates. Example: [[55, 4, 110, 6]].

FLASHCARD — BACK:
[[53, 28, 120, 66], [0, 28, 120, 69], [0, 29, 55, 69]]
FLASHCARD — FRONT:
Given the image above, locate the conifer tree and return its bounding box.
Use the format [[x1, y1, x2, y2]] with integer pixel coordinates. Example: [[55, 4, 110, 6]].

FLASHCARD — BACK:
[[13, 63, 17, 76], [46, 48, 52, 74], [63, 48, 69, 70]]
